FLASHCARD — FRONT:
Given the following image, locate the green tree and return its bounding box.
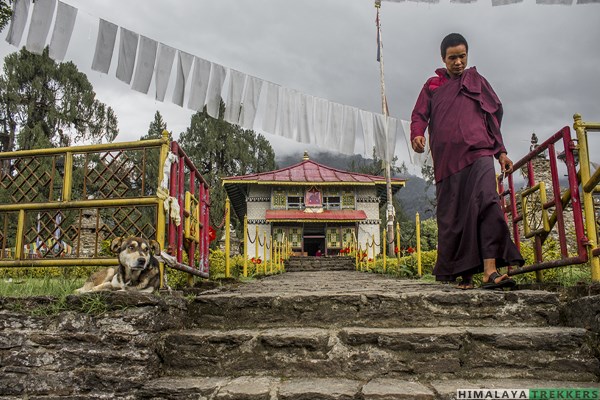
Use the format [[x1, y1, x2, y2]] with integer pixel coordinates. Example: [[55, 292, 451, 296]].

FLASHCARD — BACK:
[[347, 147, 409, 227], [0, 1, 11, 32], [142, 111, 169, 141], [0, 47, 118, 152], [178, 103, 277, 241]]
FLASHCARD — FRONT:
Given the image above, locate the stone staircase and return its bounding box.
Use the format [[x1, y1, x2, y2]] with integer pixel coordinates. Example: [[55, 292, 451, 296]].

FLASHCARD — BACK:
[[140, 270, 600, 399], [284, 255, 355, 271]]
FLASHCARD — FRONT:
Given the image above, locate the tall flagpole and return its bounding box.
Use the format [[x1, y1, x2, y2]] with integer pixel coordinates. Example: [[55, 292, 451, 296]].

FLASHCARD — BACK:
[[375, 0, 395, 257]]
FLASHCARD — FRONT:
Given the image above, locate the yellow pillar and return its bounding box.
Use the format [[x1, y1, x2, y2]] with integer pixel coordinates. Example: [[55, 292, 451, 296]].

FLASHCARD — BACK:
[[574, 114, 600, 281], [156, 131, 170, 288], [263, 232, 267, 275], [270, 235, 274, 274], [416, 212, 422, 277], [243, 215, 248, 277], [383, 228, 387, 273], [225, 198, 231, 278], [371, 233, 376, 270], [255, 226, 259, 274]]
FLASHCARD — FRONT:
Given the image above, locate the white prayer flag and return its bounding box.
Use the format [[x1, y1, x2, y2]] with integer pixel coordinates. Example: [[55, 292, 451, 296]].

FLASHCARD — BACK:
[[277, 87, 299, 140], [116, 27, 139, 84], [239, 76, 263, 129], [26, 0, 57, 54], [131, 36, 158, 94], [537, 0, 573, 4], [341, 106, 358, 155], [171, 50, 194, 107], [91, 19, 118, 74], [297, 94, 314, 144], [386, 117, 399, 162], [327, 102, 344, 150], [492, 0, 523, 5], [314, 97, 330, 147], [48, 1, 77, 61], [187, 56, 211, 111], [359, 110, 375, 157], [154, 43, 176, 102], [373, 113, 387, 160], [6, 0, 31, 47], [262, 82, 280, 133], [206, 63, 227, 118], [224, 70, 246, 124]]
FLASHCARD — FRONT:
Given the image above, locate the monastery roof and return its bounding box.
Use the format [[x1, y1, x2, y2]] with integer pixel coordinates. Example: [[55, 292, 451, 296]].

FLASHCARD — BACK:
[[222, 153, 405, 220], [222, 157, 406, 186]]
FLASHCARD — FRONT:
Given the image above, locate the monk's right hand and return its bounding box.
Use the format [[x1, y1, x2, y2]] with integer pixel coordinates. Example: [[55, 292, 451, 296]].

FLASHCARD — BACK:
[[411, 136, 426, 153]]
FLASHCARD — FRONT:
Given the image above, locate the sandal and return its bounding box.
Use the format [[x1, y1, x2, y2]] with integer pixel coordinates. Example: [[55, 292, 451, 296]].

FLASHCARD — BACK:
[[481, 271, 516, 290], [456, 275, 474, 290]]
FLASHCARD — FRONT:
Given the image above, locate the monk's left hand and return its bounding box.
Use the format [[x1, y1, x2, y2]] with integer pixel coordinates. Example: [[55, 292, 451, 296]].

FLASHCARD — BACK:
[[498, 153, 514, 175]]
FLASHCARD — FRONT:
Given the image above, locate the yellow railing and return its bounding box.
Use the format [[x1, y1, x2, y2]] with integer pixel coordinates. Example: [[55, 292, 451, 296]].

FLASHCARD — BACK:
[[573, 114, 600, 281], [0, 133, 170, 268]]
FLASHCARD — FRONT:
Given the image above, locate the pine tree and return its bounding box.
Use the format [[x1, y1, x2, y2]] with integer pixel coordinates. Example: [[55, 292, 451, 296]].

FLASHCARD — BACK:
[[0, 47, 118, 152]]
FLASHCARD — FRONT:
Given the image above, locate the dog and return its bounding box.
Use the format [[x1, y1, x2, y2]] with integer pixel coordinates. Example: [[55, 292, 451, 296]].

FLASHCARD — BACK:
[[75, 237, 161, 294]]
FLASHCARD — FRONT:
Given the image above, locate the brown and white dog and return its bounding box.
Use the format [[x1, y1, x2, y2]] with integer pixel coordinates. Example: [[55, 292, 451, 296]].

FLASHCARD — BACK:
[[75, 237, 161, 294]]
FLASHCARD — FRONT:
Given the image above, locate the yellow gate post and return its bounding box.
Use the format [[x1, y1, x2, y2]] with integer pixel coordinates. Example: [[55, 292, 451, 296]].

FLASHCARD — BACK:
[[156, 131, 170, 288], [383, 228, 387, 273], [243, 215, 248, 277], [371, 234, 376, 270], [255, 226, 259, 275], [263, 232, 267, 275], [573, 114, 600, 281], [416, 212, 422, 277], [225, 198, 231, 278], [269, 235, 274, 274]]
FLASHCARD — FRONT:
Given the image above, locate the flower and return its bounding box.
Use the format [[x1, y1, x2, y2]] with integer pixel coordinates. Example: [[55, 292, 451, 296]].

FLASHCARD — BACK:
[[394, 246, 399, 255], [407, 246, 415, 254]]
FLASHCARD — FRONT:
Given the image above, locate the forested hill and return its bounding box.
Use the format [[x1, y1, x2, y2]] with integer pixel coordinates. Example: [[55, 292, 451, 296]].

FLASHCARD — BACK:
[[276, 152, 436, 219]]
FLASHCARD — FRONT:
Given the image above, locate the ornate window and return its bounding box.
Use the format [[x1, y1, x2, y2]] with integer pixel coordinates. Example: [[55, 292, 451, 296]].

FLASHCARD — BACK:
[[289, 227, 303, 248], [273, 227, 286, 243], [342, 227, 355, 248], [326, 227, 341, 248], [341, 190, 355, 209], [272, 188, 286, 209]]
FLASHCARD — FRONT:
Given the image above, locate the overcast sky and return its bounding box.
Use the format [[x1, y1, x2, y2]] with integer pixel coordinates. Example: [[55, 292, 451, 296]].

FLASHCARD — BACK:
[[1, 0, 599, 174]]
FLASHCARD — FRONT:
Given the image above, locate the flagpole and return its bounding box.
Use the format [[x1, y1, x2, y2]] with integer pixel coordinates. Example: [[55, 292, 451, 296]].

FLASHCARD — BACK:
[[375, 0, 395, 257]]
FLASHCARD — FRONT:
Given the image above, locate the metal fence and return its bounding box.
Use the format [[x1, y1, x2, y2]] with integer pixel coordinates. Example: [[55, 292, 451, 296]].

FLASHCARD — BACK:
[[497, 114, 599, 281], [0, 131, 210, 282]]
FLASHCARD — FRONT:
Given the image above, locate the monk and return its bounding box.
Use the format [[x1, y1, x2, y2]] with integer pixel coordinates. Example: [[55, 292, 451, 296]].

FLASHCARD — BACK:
[[410, 33, 524, 290]]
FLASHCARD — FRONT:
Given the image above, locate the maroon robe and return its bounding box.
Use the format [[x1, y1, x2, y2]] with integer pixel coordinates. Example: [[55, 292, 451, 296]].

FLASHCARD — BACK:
[[411, 67, 506, 183], [410, 67, 523, 281]]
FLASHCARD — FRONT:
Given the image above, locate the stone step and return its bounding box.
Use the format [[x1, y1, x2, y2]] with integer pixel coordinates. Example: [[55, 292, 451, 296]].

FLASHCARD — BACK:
[[158, 326, 599, 382], [285, 257, 356, 271], [188, 287, 561, 329], [137, 376, 600, 400]]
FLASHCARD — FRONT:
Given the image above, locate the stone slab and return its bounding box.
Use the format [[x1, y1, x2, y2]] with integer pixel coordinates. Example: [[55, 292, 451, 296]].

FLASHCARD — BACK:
[[278, 378, 362, 400], [361, 378, 435, 399]]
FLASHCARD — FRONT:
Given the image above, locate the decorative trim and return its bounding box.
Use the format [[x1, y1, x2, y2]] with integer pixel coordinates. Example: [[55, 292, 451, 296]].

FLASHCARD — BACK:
[[356, 197, 380, 203], [358, 219, 381, 225], [248, 219, 269, 225], [246, 197, 271, 202]]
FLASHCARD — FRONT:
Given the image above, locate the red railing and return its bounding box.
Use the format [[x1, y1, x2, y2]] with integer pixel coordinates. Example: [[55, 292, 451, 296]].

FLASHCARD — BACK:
[[168, 141, 210, 278], [497, 121, 598, 278]]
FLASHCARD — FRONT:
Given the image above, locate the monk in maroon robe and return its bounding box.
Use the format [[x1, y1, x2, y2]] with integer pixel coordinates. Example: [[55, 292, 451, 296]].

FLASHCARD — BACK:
[[410, 33, 523, 289]]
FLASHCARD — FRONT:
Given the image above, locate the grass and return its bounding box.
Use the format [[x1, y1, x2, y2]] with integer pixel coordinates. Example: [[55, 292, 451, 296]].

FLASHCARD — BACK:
[[0, 277, 85, 297]]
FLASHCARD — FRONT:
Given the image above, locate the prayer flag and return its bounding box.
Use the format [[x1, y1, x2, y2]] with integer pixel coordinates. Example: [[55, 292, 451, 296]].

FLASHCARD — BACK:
[[5, 0, 31, 47], [91, 19, 118, 74], [48, 1, 77, 61]]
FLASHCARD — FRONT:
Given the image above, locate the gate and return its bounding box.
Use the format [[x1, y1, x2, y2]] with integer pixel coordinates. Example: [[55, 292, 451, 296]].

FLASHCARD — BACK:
[[0, 131, 210, 282], [498, 114, 599, 281]]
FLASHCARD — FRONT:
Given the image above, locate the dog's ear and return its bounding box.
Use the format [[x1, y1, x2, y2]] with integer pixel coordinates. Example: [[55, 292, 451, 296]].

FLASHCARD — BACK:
[[110, 237, 123, 254], [149, 240, 161, 255]]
